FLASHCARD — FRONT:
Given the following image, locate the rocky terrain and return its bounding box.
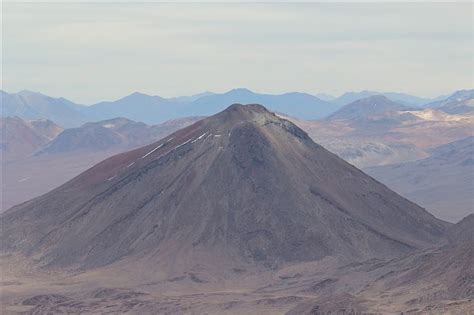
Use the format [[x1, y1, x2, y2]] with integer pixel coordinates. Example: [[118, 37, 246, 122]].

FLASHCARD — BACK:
[[1, 90, 87, 127], [2, 105, 471, 314], [1, 104, 448, 268], [3, 93, 473, 220]]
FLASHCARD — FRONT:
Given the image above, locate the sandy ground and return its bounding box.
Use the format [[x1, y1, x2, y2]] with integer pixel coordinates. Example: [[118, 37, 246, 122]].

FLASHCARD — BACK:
[[1, 253, 472, 315]]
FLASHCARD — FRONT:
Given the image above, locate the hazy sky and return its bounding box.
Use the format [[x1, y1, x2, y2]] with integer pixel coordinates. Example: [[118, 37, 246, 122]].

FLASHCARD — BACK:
[[2, 2, 473, 104]]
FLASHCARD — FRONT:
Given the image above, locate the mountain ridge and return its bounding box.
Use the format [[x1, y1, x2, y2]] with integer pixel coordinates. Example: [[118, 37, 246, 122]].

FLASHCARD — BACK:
[[3, 88, 446, 126], [327, 95, 412, 121], [1, 104, 448, 273]]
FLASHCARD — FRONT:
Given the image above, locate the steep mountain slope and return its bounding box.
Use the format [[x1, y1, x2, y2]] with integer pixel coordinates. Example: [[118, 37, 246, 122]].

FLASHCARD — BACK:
[[327, 95, 411, 121], [366, 137, 474, 222], [448, 214, 474, 244], [0, 116, 63, 162], [1, 90, 87, 127], [2, 117, 203, 211], [1, 104, 448, 272]]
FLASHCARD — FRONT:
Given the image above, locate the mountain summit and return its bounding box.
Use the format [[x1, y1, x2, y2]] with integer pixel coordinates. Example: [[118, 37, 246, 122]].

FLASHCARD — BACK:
[[327, 95, 411, 121], [1, 104, 448, 272]]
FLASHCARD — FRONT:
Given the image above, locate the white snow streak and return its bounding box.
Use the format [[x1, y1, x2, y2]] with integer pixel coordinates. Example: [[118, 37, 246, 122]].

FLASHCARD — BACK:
[[173, 138, 192, 150], [18, 177, 30, 183], [191, 132, 208, 143], [141, 143, 165, 159], [126, 162, 135, 168], [153, 137, 194, 161]]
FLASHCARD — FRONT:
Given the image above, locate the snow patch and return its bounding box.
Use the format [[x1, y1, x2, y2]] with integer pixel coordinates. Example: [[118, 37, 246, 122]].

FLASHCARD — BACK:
[[142, 143, 165, 159], [173, 138, 192, 150], [402, 109, 469, 122], [126, 162, 135, 168], [103, 124, 115, 128], [191, 132, 208, 143]]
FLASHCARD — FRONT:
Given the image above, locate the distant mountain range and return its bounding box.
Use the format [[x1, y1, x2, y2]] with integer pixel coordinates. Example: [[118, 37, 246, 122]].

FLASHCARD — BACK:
[[423, 89, 474, 115], [82, 92, 180, 125], [332, 90, 435, 106], [180, 88, 339, 119], [423, 89, 474, 109], [1, 90, 88, 127], [81, 88, 338, 123], [3, 88, 470, 127]]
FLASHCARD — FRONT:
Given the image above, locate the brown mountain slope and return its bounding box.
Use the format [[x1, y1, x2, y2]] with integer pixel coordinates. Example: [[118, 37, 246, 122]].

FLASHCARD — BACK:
[[1, 104, 448, 272], [1, 117, 203, 213], [0, 116, 63, 162]]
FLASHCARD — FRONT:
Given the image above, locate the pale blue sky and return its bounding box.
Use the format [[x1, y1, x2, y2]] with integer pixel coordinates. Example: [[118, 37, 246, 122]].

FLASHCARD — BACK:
[[2, 2, 473, 104]]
